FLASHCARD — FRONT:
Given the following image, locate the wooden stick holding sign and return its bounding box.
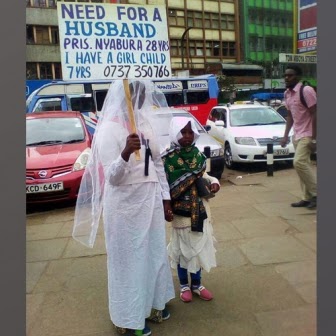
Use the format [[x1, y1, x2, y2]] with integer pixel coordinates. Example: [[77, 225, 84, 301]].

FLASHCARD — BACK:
[[123, 78, 140, 160]]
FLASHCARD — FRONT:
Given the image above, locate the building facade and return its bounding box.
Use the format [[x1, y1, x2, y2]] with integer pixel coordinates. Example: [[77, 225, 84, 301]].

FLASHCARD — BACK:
[[26, 0, 241, 79], [239, 0, 294, 78]]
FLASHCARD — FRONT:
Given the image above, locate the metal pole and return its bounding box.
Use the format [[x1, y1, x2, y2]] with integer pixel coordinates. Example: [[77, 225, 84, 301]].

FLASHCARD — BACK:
[[204, 146, 211, 173], [267, 143, 274, 176], [181, 27, 193, 70]]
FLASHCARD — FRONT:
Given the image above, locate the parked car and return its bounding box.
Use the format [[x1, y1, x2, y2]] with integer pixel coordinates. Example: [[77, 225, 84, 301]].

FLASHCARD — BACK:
[[157, 108, 225, 179], [26, 111, 92, 204], [206, 104, 295, 169], [275, 104, 289, 119]]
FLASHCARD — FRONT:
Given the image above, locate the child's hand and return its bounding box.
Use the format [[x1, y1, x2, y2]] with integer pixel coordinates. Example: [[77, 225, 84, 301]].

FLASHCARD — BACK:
[[163, 200, 174, 222], [210, 183, 220, 194]]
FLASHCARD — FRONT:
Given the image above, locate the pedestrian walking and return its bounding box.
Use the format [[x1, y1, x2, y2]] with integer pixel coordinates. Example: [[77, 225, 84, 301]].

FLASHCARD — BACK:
[[73, 79, 175, 335], [280, 65, 317, 209], [162, 117, 220, 303]]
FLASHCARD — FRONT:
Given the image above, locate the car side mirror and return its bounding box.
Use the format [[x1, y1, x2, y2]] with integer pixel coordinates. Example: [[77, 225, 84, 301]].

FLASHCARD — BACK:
[[215, 120, 225, 127]]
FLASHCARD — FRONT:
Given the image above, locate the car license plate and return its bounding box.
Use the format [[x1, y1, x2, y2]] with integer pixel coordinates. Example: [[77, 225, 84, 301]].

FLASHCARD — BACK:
[[274, 148, 289, 156], [26, 182, 64, 194]]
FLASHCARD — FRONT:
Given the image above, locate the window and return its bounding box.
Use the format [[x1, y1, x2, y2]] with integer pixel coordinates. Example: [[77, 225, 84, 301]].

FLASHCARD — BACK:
[[33, 98, 62, 112], [32, 0, 47, 7], [51, 27, 59, 44], [170, 39, 179, 56], [187, 11, 203, 28], [26, 62, 62, 80], [188, 40, 204, 57], [35, 26, 50, 44], [95, 91, 108, 111], [249, 36, 258, 52], [204, 13, 219, 29], [54, 63, 62, 79], [168, 9, 185, 26], [248, 9, 257, 24], [220, 14, 235, 30], [39, 63, 53, 79], [26, 25, 34, 44], [70, 97, 95, 112], [265, 37, 273, 52], [48, 0, 56, 7], [203, 13, 211, 28], [186, 91, 209, 104], [205, 41, 219, 57], [26, 63, 38, 79], [27, 0, 57, 7], [222, 41, 235, 57], [165, 93, 184, 107]]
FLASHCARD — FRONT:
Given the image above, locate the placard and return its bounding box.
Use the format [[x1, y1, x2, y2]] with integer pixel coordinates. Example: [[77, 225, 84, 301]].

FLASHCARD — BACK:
[[57, 2, 171, 80]]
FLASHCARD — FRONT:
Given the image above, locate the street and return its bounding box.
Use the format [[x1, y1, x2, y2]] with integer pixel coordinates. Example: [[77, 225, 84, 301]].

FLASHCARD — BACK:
[[27, 162, 317, 336]]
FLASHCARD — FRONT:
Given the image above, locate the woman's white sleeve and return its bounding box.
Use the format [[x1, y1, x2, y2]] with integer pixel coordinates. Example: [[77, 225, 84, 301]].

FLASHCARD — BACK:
[[153, 156, 171, 200], [97, 124, 130, 185]]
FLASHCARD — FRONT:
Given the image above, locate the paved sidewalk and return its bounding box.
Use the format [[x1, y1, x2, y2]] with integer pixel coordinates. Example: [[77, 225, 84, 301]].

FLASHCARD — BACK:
[[26, 167, 316, 336]]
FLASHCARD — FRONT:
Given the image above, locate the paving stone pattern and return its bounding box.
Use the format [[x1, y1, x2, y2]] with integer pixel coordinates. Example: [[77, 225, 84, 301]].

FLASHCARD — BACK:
[[26, 167, 316, 336]]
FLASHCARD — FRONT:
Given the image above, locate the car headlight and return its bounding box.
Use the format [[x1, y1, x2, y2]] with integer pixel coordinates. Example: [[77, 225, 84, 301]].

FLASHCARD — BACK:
[[210, 147, 224, 157], [73, 148, 91, 171], [235, 137, 257, 146]]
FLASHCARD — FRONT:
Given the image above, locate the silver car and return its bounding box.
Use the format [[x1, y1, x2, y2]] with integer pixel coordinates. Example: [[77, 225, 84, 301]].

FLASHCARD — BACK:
[[155, 108, 225, 179]]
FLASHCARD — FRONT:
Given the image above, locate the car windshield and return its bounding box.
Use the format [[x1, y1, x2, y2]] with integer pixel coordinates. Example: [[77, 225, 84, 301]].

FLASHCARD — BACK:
[[26, 117, 85, 146], [155, 112, 205, 136], [230, 107, 285, 127]]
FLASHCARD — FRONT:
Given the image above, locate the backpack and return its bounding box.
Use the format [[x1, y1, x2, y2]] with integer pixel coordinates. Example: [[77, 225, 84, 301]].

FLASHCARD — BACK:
[[299, 81, 317, 108]]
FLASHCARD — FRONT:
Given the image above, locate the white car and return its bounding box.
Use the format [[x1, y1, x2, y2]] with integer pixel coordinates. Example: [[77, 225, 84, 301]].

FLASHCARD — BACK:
[[206, 104, 295, 169], [155, 108, 225, 179]]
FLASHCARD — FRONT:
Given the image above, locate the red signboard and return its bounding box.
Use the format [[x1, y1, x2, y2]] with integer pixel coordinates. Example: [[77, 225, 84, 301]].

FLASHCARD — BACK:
[[297, 1, 317, 53], [297, 37, 317, 49]]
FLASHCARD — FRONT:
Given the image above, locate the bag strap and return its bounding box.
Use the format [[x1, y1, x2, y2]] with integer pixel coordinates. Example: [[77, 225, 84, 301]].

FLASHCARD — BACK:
[[299, 84, 308, 108]]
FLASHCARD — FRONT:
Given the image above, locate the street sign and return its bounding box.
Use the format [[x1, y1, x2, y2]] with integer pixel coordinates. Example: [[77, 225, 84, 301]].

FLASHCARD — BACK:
[[279, 53, 317, 64]]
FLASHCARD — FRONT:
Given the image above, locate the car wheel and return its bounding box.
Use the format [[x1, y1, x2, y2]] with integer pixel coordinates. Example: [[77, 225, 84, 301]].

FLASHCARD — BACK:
[[224, 143, 236, 169], [285, 160, 294, 168]]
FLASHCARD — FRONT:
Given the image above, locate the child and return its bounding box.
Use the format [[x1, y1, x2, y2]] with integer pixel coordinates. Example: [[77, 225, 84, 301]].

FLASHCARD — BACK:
[[162, 116, 220, 302]]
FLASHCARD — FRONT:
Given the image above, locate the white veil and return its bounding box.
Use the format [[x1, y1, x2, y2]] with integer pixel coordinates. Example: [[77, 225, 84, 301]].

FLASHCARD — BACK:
[[169, 116, 200, 146], [73, 79, 172, 248]]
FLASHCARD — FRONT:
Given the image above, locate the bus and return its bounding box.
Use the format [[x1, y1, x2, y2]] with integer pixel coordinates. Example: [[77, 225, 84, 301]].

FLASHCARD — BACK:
[[205, 62, 264, 101], [26, 74, 219, 133], [153, 74, 219, 125]]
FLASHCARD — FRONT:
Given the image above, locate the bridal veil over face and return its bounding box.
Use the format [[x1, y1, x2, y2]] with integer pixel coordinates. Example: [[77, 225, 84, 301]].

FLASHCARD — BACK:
[[72, 79, 171, 248]]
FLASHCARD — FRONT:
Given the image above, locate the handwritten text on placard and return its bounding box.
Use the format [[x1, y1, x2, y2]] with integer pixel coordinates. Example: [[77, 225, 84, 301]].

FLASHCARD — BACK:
[[57, 3, 171, 80]]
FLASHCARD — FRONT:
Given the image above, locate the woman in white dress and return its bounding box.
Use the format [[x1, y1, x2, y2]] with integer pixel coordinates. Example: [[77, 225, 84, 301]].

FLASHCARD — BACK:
[[162, 117, 220, 303], [73, 80, 175, 336]]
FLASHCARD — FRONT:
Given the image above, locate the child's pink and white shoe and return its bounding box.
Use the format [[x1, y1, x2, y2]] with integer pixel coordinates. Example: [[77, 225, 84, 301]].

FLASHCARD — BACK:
[[180, 286, 192, 302], [192, 285, 213, 301]]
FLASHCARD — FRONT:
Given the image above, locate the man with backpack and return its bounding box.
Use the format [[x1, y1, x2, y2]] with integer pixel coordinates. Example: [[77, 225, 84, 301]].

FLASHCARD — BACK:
[[280, 65, 317, 210]]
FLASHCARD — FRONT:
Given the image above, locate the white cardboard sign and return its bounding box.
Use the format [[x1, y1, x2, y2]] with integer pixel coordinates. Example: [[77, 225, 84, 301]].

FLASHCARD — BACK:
[[57, 2, 171, 80]]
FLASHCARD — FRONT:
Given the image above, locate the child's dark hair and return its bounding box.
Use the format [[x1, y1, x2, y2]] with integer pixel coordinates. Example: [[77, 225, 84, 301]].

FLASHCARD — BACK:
[[286, 64, 303, 76]]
